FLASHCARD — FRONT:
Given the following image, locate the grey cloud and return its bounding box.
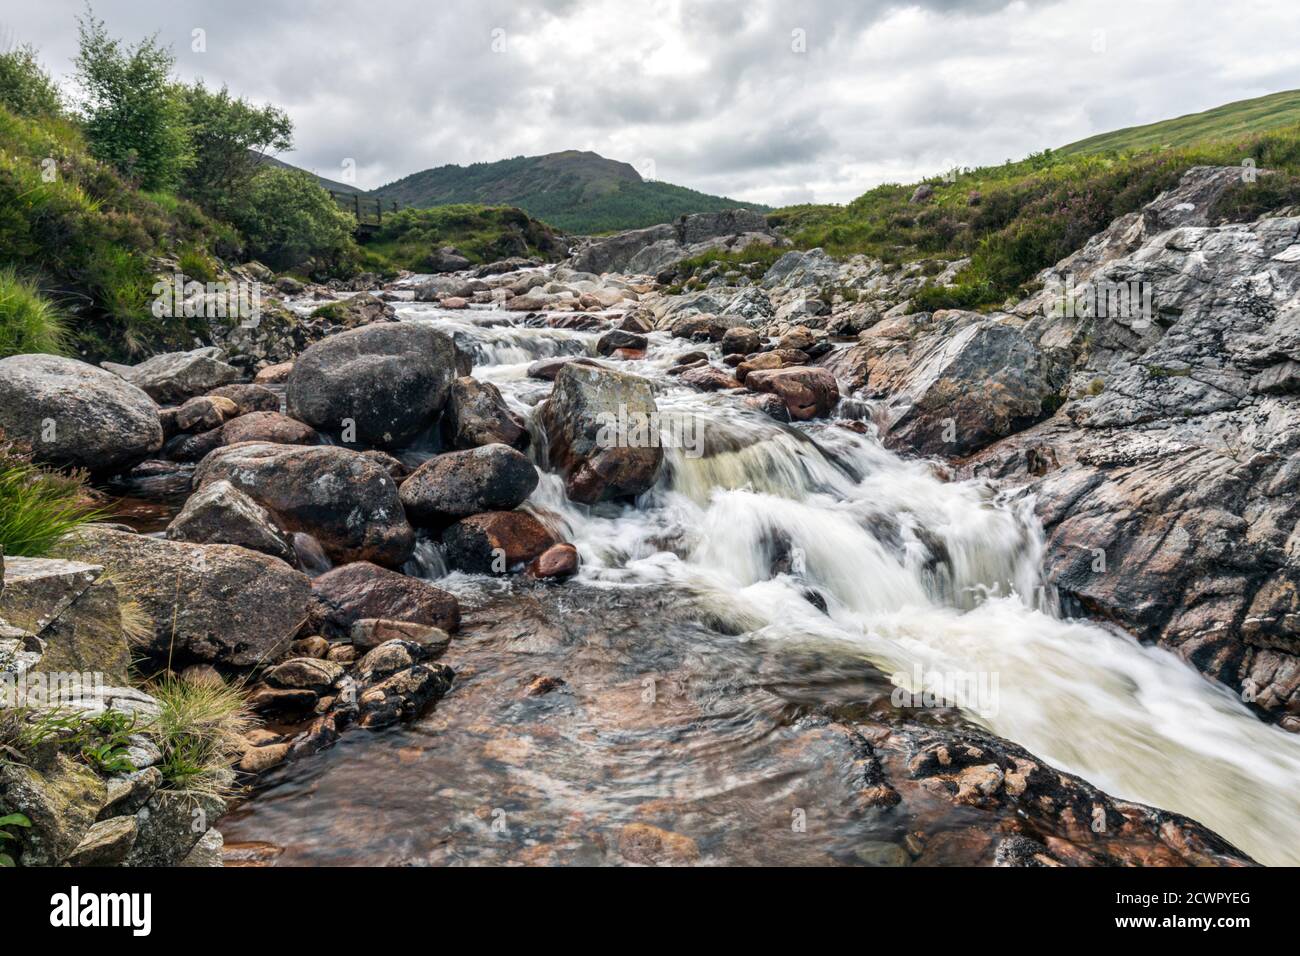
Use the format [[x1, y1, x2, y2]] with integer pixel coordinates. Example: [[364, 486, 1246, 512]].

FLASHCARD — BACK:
[[3, 0, 1295, 205]]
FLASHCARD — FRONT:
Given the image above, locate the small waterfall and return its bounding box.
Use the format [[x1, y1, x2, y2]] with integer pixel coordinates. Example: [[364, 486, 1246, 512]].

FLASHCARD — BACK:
[[390, 304, 1300, 866]]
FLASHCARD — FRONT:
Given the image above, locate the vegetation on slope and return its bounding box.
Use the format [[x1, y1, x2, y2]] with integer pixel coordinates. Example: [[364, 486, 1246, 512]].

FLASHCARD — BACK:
[[371, 150, 768, 233], [0, 268, 69, 358], [359, 203, 565, 272], [776, 122, 1300, 313], [0, 16, 365, 359], [1056, 89, 1300, 157]]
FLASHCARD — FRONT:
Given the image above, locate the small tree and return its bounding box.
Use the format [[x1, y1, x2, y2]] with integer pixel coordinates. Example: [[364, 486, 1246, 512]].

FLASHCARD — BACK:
[[0, 43, 63, 118], [181, 81, 293, 215], [229, 168, 357, 272], [73, 10, 190, 190]]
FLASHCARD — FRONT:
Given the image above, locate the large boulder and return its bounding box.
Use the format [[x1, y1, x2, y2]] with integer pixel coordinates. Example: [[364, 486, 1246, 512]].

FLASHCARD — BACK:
[[0, 354, 163, 473], [539, 363, 664, 504], [193, 443, 415, 567], [442, 376, 529, 450], [399, 444, 538, 525], [286, 323, 462, 449], [0, 753, 106, 866], [103, 346, 239, 404], [65, 527, 310, 668], [0, 557, 132, 684], [743, 366, 839, 420], [165, 479, 296, 564], [308, 562, 460, 638], [880, 318, 1066, 456], [442, 511, 558, 573]]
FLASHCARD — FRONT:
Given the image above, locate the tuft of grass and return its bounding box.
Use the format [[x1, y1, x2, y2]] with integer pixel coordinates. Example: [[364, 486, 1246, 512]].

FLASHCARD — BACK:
[[176, 243, 219, 284], [0, 430, 104, 558], [0, 267, 68, 358], [146, 674, 252, 799]]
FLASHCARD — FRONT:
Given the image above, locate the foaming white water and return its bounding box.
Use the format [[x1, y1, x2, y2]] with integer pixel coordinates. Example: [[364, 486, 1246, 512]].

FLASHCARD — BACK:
[[413, 308, 1300, 865]]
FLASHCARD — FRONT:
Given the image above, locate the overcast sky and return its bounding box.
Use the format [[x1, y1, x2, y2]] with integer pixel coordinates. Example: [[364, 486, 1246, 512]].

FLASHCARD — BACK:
[[5, 0, 1298, 205]]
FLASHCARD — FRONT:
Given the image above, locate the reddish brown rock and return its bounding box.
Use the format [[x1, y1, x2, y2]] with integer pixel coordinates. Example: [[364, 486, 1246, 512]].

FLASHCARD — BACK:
[[525, 542, 580, 581], [221, 411, 321, 446], [443, 511, 558, 573], [679, 364, 740, 392], [309, 561, 460, 638], [744, 367, 839, 420], [254, 362, 294, 384]]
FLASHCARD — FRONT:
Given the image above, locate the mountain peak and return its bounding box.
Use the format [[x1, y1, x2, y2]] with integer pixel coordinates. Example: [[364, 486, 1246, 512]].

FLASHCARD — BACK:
[[371, 149, 764, 233]]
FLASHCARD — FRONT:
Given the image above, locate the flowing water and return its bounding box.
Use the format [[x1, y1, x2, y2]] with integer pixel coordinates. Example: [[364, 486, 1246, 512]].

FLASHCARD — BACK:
[[221, 296, 1300, 866]]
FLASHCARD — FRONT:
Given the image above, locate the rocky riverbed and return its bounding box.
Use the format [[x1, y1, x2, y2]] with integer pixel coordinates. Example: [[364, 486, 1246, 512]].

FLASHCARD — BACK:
[[3, 174, 1299, 866]]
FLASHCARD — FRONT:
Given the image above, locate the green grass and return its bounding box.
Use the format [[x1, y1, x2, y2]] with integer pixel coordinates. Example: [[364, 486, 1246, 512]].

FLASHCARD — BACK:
[[0, 267, 68, 357], [0, 431, 104, 558], [146, 675, 251, 798], [1057, 89, 1300, 156], [0, 105, 235, 360]]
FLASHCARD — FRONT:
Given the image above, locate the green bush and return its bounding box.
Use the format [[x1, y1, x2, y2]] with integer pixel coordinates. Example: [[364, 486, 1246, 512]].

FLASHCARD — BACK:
[[227, 167, 357, 273], [0, 105, 233, 358], [0, 44, 62, 118], [180, 81, 293, 216], [0, 268, 68, 357], [363, 203, 560, 271]]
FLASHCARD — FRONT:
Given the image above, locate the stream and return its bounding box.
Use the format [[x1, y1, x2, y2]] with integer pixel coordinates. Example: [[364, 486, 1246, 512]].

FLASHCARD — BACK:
[[216, 295, 1300, 866]]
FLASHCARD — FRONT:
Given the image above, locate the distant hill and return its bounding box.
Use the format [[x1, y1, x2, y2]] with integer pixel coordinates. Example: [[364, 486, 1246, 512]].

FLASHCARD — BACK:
[[254, 152, 363, 194], [1057, 89, 1300, 156], [370, 150, 769, 233]]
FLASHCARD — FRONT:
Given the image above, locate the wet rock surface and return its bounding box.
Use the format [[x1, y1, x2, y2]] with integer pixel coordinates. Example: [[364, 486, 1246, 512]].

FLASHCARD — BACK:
[[220, 583, 1252, 866], [540, 363, 664, 504]]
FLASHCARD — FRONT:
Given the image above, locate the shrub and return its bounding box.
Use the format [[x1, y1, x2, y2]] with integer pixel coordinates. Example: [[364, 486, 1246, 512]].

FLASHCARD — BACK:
[[0, 268, 68, 357], [0, 105, 232, 358], [227, 167, 357, 273], [146, 675, 251, 798], [0, 429, 104, 558], [363, 203, 561, 271]]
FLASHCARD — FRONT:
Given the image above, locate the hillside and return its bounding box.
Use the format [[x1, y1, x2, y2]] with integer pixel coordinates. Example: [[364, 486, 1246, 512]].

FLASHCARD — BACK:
[[370, 149, 768, 233], [768, 95, 1300, 315], [1057, 89, 1300, 157]]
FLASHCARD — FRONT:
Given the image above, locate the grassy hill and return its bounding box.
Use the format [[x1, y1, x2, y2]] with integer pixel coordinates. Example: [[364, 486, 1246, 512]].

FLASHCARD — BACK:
[[370, 150, 768, 233], [770, 92, 1300, 314], [1057, 89, 1300, 157]]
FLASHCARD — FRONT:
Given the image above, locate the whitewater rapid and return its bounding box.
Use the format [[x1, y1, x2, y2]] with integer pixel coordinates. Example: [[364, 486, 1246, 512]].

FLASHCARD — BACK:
[[403, 301, 1300, 866]]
